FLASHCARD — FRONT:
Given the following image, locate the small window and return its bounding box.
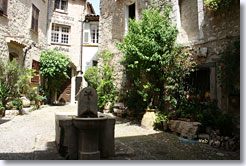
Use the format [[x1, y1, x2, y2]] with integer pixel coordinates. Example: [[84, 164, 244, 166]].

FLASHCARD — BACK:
[[31, 60, 40, 84], [51, 24, 70, 44], [31, 4, 39, 33], [90, 25, 99, 44], [0, 0, 8, 16], [54, 0, 68, 12], [129, 3, 135, 20]]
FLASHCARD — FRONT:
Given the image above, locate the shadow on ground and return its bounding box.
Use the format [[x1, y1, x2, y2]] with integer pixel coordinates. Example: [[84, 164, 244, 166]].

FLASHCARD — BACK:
[[0, 119, 10, 125], [113, 132, 240, 160], [0, 141, 64, 160]]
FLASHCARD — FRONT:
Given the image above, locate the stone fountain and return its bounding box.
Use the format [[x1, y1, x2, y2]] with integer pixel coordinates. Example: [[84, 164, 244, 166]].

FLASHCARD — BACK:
[[55, 87, 115, 160]]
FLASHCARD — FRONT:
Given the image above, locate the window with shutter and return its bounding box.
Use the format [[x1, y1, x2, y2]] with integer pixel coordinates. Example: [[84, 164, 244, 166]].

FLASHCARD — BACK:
[[31, 60, 40, 84], [0, 0, 8, 16], [31, 4, 39, 33]]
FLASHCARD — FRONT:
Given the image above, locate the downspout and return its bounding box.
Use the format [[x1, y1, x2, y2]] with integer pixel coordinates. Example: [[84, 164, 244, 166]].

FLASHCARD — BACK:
[[79, 20, 84, 76], [46, 0, 51, 49]]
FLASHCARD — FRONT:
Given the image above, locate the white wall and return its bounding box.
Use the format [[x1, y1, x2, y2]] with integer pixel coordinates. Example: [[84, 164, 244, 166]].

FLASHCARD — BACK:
[[82, 46, 98, 87]]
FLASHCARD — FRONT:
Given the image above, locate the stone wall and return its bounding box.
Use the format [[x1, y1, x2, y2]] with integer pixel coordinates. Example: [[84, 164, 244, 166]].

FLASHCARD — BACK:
[[99, 0, 151, 90], [99, 0, 240, 111], [0, 0, 48, 69]]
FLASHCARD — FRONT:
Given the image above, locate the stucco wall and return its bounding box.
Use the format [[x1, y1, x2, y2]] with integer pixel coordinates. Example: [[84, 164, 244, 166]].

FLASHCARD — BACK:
[[47, 0, 87, 69], [0, 0, 48, 68]]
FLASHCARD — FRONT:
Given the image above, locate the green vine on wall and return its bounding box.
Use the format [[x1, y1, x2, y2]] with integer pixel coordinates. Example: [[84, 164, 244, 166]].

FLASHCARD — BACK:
[[217, 37, 240, 95], [204, 0, 234, 11]]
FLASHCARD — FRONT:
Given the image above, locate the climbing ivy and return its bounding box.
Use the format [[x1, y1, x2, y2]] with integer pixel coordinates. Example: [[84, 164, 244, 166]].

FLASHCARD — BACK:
[[204, 0, 234, 11]]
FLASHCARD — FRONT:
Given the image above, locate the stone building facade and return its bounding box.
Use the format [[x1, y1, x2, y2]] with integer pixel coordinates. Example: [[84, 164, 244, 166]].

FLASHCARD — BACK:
[[98, 0, 240, 111], [46, 0, 95, 103], [0, 0, 48, 85]]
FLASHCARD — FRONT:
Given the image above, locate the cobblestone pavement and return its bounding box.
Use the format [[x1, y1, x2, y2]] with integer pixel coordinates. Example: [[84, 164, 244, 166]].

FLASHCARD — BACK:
[[0, 105, 240, 160]]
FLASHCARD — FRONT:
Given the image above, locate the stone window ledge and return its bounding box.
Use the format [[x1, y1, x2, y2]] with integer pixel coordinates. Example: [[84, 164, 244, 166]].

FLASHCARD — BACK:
[[51, 42, 71, 47]]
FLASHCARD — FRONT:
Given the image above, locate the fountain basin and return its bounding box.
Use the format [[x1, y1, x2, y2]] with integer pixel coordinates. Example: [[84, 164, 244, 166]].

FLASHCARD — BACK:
[[72, 116, 107, 130], [72, 116, 108, 160]]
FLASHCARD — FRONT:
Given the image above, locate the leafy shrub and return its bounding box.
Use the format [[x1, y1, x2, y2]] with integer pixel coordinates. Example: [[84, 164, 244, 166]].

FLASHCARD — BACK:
[[84, 67, 99, 89], [217, 37, 240, 95], [97, 50, 118, 111], [117, 5, 197, 115], [39, 49, 72, 103]]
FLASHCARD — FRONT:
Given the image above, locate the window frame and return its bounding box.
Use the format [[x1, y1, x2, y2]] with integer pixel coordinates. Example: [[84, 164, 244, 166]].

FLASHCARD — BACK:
[[31, 4, 39, 33], [54, 0, 68, 13], [0, 0, 8, 16], [90, 24, 99, 44], [51, 24, 70, 45]]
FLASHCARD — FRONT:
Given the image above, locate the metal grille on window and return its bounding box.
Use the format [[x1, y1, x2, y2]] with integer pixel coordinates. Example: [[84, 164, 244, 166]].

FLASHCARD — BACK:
[[91, 25, 96, 43], [51, 24, 59, 43], [96, 26, 99, 43], [61, 27, 69, 44]]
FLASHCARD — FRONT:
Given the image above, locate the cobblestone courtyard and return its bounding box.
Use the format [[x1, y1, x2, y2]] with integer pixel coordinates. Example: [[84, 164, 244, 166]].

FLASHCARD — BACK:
[[0, 105, 240, 160]]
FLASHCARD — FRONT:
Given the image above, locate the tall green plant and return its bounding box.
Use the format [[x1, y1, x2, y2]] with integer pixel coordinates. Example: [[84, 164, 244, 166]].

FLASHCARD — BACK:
[[39, 49, 72, 102], [97, 50, 118, 111], [0, 58, 35, 116], [117, 5, 197, 113], [84, 67, 99, 89]]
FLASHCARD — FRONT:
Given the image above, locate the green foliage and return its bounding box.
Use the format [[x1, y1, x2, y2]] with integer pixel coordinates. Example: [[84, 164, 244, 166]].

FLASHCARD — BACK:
[[97, 50, 118, 111], [0, 57, 41, 116], [204, 0, 233, 11], [12, 98, 23, 113], [0, 82, 9, 111], [117, 5, 197, 115], [217, 37, 240, 95], [39, 49, 72, 101], [84, 67, 99, 89], [155, 110, 169, 124]]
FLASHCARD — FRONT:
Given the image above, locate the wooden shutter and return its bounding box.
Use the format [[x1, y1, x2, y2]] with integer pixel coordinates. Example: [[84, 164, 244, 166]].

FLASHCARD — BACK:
[[31, 4, 39, 32], [0, 0, 8, 16], [31, 60, 40, 84], [35, 8, 39, 32]]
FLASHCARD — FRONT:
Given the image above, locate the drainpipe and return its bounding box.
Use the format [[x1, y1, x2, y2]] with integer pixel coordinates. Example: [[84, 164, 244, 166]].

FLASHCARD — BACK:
[[46, 0, 51, 49], [78, 19, 84, 76]]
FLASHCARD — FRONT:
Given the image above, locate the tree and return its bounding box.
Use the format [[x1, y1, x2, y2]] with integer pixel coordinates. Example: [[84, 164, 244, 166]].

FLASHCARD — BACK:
[[117, 4, 197, 114], [39, 49, 72, 103]]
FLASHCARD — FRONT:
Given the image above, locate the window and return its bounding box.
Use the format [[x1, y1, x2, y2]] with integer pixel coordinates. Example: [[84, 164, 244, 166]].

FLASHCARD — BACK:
[[31, 4, 39, 33], [54, 0, 68, 12], [125, 3, 136, 33], [129, 3, 135, 20], [31, 60, 40, 84], [0, 0, 8, 16], [90, 25, 99, 44], [51, 24, 70, 44]]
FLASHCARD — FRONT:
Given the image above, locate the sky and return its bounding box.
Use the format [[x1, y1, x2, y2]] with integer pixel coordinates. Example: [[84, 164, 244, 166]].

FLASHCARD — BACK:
[[88, 0, 100, 15]]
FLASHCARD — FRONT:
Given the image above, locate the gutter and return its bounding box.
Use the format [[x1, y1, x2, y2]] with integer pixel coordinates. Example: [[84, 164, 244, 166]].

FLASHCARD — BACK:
[[46, 0, 51, 49]]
